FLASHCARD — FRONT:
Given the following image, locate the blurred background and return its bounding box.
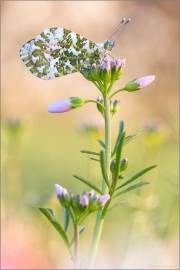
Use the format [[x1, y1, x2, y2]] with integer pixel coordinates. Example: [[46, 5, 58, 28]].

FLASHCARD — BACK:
[[1, 1, 179, 269]]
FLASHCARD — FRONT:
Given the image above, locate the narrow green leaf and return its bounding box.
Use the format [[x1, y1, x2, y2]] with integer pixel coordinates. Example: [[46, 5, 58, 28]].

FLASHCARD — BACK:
[[123, 133, 141, 145], [111, 120, 124, 158], [38, 207, 56, 221], [97, 139, 105, 149], [70, 225, 86, 246], [113, 132, 126, 185], [81, 150, 100, 156], [73, 175, 103, 195], [90, 157, 100, 162], [107, 200, 126, 211], [38, 207, 72, 255], [100, 150, 110, 189], [116, 165, 157, 191], [114, 182, 150, 198], [50, 220, 72, 254], [63, 207, 70, 232]]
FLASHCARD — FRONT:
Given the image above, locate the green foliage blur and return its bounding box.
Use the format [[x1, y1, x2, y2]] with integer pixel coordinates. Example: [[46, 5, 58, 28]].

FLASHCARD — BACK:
[[2, 111, 178, 268]]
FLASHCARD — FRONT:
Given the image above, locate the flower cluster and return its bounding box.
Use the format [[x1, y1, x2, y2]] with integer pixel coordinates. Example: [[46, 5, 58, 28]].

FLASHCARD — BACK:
[[82, 57, 126, 90], [55, 184, 110, 224], [47, 57, 155, 114]]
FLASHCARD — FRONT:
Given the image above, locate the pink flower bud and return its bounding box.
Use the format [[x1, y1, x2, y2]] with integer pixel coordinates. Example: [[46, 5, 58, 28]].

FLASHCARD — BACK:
[[102, 57, 111, 71], [80, 195, 89, 207], [98, 194, 110, 206], [55, 184, 68, 196], [55, 184, 71, 208], [54, 184, 64, 196], [48, 97, 85, 113], [48, 99, 71, 113], [134, 76, 155, 88], [124, 75, 155, 92], [88, 190, 95, 198], [121, 59, 126, 67], [115, 59, 121, 69]]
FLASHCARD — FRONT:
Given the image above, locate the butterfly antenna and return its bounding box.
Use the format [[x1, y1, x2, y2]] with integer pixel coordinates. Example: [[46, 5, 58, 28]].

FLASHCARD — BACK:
[[107, 18, 131, 40]]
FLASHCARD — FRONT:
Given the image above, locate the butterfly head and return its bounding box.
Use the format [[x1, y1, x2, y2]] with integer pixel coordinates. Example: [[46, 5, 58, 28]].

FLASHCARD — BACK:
[[103, 39, 115, 52]]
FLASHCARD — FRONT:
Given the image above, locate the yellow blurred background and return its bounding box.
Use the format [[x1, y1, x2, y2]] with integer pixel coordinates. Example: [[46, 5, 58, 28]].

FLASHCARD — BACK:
[[1, 1, 179, 269]]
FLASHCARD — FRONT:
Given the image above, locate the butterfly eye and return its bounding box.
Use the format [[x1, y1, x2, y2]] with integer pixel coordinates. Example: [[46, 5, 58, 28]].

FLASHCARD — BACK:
[[104, 43, 110, 50]]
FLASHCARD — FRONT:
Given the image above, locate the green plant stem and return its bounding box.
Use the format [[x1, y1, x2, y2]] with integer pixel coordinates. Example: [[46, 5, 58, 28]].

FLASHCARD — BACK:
[[84, 100, 105, 110], [85, 94, 111, 269], [74, 224, 80, 269], [109, 88, 125, 99]]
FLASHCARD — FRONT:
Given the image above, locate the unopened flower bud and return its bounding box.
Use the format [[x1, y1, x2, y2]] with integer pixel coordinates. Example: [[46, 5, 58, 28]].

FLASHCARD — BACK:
[[102, 57, 111, 71], [54, 184, 71, 208], [124, 76, 155, 92], [111, 59, 126, 80], [80, 195, 89, 207], [115, 59, 121, 69], [90, 63, 101, 81], [89, 195, 100, 212], [118, 174, 124, 179], [72, 194, 81, 208], [82, 191, 88, 196], [121, 59, 126, 67], [72, 194, 82, 216], [79, 195, 89, 214], [55, 184, 64, 196], [88, 190, 95, 198], [115, 59, 125, 80], [120, 158, 128, 172], [97, 96, 104, 116], [100, 57, 111, 82], [110, 159, 116, 173], [112, 99, 120, 114], [48, 97, 85, 113], [110, 100, 113, 112], [98, 194, 110, 207]]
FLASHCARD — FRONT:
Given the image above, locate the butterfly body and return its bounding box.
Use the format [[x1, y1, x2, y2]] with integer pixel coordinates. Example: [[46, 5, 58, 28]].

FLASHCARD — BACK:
[[19, 27, 115, 80]]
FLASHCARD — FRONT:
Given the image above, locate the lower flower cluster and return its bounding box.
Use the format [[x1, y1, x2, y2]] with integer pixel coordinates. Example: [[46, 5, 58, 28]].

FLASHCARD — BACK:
[[55, 184, 110, 223]]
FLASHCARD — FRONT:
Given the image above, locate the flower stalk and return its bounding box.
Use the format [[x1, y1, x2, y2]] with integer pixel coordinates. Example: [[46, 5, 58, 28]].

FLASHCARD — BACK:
[[85, 93, 111, 269], [74, 224, 80, 269]]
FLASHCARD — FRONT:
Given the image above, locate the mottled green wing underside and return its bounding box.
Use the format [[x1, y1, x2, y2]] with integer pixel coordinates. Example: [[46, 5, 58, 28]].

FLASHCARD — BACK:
[[19, 27, 101, 80]]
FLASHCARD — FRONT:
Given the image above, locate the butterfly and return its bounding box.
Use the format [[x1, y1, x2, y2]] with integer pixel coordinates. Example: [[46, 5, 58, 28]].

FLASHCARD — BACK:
[[19, 19, 130, 80]]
